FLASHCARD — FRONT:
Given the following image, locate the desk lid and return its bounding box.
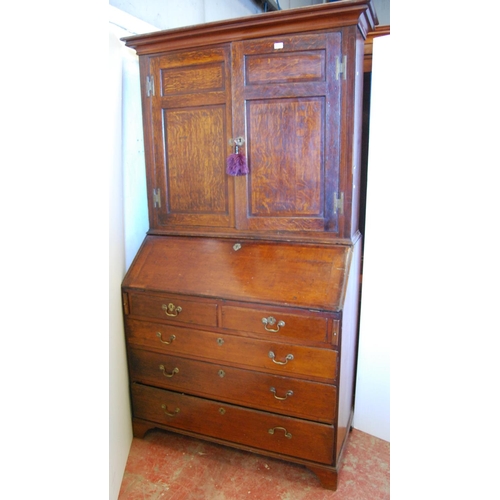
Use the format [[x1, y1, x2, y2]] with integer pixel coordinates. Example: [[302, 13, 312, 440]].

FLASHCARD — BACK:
[[122, 236, 353, 312]]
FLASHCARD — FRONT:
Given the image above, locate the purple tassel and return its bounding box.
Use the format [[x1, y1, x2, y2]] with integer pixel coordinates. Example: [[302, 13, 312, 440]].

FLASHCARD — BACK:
[[226, 153, 248, 176]]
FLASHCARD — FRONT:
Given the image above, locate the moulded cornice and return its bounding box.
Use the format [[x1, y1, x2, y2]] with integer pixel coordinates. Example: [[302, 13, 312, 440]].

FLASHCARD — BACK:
[[122, 0, 379, 55]]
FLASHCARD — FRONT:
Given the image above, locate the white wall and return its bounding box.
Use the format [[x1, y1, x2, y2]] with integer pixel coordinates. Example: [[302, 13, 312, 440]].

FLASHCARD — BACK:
[[109, 9, 159, 500], [108, 29, 132, 500], [352, 35, 391, 442], [3, 3, 110, 498], [110, 0, 262, 31]]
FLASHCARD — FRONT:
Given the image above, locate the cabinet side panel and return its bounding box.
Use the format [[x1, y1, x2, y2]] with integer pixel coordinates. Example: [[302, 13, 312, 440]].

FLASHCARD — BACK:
[[338, 26, 365, 240], [349, 30, 366, 240], [335, 237, 362, 462], [138, 56, 156, 229]]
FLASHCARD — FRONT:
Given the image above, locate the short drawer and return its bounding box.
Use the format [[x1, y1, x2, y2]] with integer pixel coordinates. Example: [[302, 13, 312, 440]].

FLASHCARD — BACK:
[[221, 304, 329, 343], [126, 319, 338, 382], [128, 349, 337, 423], [127, 292, 217, 327], [132, 383, 335, 464]]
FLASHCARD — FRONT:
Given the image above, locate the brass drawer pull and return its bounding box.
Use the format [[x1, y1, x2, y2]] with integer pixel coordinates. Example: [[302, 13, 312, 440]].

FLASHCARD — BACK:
[[262, 316, 285, 333], [159, 365, 179, 378], [268, 427, 292, 439], [156, 332, 176, 345], [161, 404, 180, 417], [268, 351, 294, 365], [162, 303, 182, 317], [270, 387, 293, 400]]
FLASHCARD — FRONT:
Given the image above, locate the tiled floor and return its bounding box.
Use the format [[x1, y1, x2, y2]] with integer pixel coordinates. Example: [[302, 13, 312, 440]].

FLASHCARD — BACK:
[[118, 428, 389, 499]]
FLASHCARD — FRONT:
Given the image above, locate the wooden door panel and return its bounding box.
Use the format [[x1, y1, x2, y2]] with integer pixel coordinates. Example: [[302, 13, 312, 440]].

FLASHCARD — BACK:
[[148, 46, 234, 230], [245, 50, 325, 85], [232, 33, 342, 234], [165, 106, 227, 214], [247, 97, 323, 219], [161, 62, 225, 95]]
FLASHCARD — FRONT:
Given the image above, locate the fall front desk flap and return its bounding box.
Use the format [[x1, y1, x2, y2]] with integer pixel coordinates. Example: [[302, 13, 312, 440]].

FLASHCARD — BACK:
[[122, 235, 353, 312]]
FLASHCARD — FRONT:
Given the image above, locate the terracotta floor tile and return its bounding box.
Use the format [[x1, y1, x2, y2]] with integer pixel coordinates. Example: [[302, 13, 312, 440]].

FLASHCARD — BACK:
[[118, 429, 389, 499]]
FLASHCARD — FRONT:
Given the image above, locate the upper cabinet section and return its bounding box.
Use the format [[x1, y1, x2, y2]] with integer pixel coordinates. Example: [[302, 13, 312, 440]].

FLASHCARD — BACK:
[[123, 0, 377, 244]]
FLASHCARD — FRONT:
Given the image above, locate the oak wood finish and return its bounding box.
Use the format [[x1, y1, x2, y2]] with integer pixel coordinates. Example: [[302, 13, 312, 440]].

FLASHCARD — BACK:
[[122, 236, 350, 311], [148, 46, 235, 230], [131, 384, 335, 464], [128, 349, 337, 423], [123, 2, 376, 244], [220, 304, 331, 344], [232, 33, 340, 234], [121, 1, 377, 490], [125, 319, 337, 383], [123, 235, 362, 488]]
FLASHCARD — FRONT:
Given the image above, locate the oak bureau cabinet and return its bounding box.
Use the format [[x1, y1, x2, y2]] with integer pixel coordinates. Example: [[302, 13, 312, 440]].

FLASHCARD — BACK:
[[121, 0, 378, 490]]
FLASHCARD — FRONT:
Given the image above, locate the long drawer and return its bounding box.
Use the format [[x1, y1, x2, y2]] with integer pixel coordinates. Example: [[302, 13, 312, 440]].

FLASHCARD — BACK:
[[126, 319, 338, 382], [128, 349, 337, 423], [132, 383, 335, 465]]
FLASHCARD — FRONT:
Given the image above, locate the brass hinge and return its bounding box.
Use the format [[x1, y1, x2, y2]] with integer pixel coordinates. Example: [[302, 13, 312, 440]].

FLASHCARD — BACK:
[[335, 55, 347, 80], [334, 191, 344, 215], [146, 75, 155, 97], [153, 188, 161, 208]]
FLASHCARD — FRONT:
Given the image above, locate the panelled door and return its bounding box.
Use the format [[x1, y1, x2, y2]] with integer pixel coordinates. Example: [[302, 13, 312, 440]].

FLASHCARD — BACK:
[[147, 45, 235, 230], [232, 33, 343, 233]]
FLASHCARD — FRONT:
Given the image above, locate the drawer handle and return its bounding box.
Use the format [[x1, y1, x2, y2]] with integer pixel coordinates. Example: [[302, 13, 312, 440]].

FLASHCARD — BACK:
[[159, 365, 179, 378], [268, 427, 292, 439], [270, 387, 293, 400], [262, 316, 285, 333], [162, 303, 182, 317], [161, 404, 180, 417], [268, 351, 294, 365], [156, 332, 176, 345]]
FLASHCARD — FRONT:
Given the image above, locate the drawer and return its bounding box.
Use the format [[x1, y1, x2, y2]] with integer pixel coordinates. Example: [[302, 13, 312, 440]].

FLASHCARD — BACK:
[[127, 292, 217, 327], [126, 319, 338, 382], [132, 383, 335, 465], [128, 349, 337, 423], [221, 304, 330, 343]]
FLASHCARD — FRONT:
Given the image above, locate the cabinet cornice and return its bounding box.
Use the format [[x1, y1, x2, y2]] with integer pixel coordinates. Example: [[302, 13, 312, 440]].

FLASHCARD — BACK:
[[122, 0, 378, 55]]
